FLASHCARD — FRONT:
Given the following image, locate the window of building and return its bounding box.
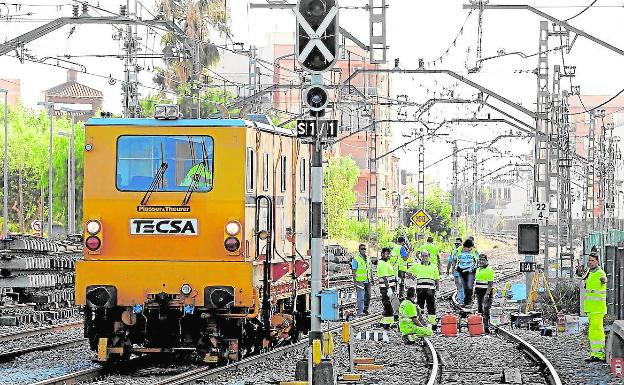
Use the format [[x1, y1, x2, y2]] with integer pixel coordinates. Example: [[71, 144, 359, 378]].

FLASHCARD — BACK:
[[246, 147, 254, 192], [280, 155, 287, 192], [263, 153, 269, 191]]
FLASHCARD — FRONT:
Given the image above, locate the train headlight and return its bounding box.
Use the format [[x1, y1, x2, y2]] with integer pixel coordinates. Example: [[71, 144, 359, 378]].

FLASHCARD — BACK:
[[180, 283, 192, 296], [154, 105, 167, 119], [225, 221, 240, 236], [86, 285, 117, 308], [224, 236, 241, 252], [86, 220, 101, 235], [154, 104, 180, 120]]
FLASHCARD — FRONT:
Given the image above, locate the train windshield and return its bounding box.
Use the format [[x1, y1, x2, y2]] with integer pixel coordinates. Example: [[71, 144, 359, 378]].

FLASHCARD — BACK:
[[116, 135, 214, 192]]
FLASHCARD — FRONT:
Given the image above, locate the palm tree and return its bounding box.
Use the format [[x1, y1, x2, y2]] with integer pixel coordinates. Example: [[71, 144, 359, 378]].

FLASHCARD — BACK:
[[153, 0, 229, 106]]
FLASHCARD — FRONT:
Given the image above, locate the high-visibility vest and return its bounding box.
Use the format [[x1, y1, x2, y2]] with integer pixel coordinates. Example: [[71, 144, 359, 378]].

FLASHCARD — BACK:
[[474, 265, 495, 289], [181, 163, 212, 186], [420, 243, 440, 266], [583, 268, 607, 314], [390, 244, 411, 272], [399, 299, 418, 333], [457, 248, 478, 271], [409, 263, 439, 290], [353, 254, 371, 282], [377, 259, 397, 288]]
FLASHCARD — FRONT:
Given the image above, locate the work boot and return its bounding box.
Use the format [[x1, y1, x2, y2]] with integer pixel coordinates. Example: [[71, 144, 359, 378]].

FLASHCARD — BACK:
[[584, 356, 605, 363], [402, 335, 415, 345]]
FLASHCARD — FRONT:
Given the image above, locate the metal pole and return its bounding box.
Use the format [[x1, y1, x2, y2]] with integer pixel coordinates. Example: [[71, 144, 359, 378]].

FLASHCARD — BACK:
[[451, 140, 458, 235], [309, 114, 323, 384], [310, 123, 322, 336], [48, 106, 53, 238], [69, 118, 75, 234], [2, 89, 8, 239], [473, 149, 478, 232], [66, 134, 71, 234]]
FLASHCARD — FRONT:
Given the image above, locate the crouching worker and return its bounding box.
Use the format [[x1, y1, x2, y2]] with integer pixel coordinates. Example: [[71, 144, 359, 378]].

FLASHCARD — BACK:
[[399, 286, 433, 343]]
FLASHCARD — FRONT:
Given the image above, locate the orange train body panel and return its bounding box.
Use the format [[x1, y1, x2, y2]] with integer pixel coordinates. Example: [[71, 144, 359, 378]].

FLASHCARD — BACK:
[[81, 125, 247, 262], [75, 260, 254, 307]]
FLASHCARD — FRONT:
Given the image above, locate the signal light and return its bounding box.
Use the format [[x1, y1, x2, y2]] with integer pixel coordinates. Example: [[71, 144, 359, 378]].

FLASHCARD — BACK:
[[225, 221, 241, 236], [296, 0, 339, 74], [86, 220, 101, 235], [224, 236, 241, 252], [85, 236, 101, 251], [304, 85, 329, 117]]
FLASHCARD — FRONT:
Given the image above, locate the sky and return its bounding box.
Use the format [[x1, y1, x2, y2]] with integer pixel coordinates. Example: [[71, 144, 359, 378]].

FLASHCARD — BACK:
[[1, 0, 624, 190]]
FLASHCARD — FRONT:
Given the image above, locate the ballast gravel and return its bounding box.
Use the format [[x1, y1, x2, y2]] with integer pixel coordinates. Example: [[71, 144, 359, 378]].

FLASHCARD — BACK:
[[0, 341, 97, 385], [0, 325, 83, 355], [504, 326, 621, 385]]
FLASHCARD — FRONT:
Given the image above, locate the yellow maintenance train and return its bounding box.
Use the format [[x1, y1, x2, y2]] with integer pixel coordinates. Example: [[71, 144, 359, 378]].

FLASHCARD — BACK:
[[75, 107, 314, 363]]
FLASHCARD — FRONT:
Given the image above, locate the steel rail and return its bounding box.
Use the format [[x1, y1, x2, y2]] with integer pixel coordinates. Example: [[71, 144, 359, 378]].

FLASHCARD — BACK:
[[494, 326, 563, 385], [441, 252, 562, 385], [149, 312, 384, 385], [0, 338, 84, 362], [0, 320, 83, 343], [29, 356, 154, 385], [423, 337, 441, 385]]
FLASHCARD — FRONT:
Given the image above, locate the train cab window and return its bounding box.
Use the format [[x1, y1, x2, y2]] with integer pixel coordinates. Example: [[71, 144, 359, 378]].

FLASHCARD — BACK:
[[246, 147, 254, 192], [300, 158, 306, 192], [280, 155, 287, 192], [263, 153, 269, 191], [116, 135, 214, 192]]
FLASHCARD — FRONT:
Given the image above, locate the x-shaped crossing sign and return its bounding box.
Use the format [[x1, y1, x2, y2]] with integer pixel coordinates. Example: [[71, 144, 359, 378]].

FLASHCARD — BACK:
[[295, 3, 339, 72]]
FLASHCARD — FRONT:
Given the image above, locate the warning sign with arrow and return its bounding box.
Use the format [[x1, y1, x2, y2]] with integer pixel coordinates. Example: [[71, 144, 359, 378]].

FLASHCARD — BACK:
[[410, 209, 432, 230]]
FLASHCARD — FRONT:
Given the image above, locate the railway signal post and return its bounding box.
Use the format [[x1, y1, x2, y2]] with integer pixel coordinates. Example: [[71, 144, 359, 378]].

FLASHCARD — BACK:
[[295, 1, 339, 383]]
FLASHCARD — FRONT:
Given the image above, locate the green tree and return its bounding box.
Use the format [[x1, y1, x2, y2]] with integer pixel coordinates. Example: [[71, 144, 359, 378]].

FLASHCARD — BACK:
[[405, 179, 453, 236], [153, 0, 230, 117], [0, 104, 84, 235], [324, 156, 359, 239]]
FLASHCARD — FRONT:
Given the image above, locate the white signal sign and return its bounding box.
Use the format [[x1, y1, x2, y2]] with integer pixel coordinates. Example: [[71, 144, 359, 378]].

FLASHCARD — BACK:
[[297, 120, 338, 138], [532, 202, 549, 220]]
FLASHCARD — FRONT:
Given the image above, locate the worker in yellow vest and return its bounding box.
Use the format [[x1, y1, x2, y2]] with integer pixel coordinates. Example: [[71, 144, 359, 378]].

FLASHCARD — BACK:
[[351, 244, 372, 316], [377, 247, 397, 328], [419, 236, 441, 272], [389, 236, 411, 299], [399, 286, 433, 344], [578, 252, 607, 362], [180, 162, 212, 187], [408, 250, 439, 329], [474, 254, 495, 333]]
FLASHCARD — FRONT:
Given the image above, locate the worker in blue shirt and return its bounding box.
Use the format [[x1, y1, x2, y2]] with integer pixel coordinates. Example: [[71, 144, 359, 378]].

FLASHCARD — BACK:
[[351, 244, 372, 316], [390, 236, 412, 299], [456, 238, 479, 307], [446, 237, 465, 304]]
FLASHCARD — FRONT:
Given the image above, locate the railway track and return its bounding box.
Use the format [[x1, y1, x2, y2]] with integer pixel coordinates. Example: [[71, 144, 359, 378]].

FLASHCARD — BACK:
[[431, 278, 562, 385], [0, 337, 84, 363], [28, 312, 382, 385], [0, 320, 82, 343], [25, 242, 520, 385]]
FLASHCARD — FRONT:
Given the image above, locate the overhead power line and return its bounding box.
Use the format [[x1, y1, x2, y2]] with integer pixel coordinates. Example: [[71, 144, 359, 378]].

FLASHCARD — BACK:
[[567, 88, 624, 116], [563, 0, 598, 22]]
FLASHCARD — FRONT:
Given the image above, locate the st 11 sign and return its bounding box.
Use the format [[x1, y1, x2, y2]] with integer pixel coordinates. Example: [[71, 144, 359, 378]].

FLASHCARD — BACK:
[[297, 120, 338, 138]]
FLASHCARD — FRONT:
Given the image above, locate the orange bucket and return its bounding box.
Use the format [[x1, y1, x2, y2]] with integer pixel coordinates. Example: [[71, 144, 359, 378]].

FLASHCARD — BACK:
[[441, 313, 458, 337], [467, 314, 485, 336]]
